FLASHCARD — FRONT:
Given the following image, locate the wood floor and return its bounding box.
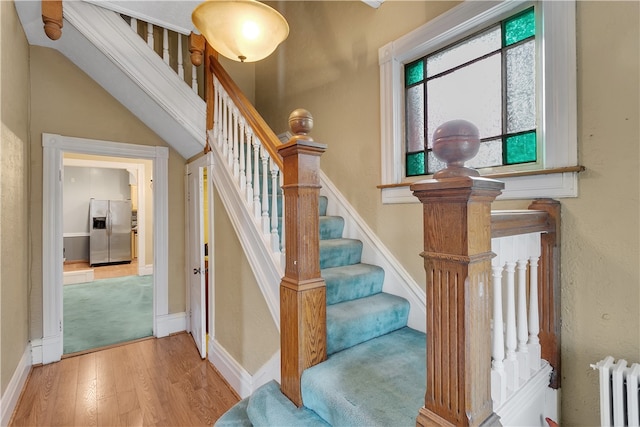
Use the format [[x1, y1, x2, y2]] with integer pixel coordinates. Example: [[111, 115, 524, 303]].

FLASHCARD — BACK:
[[10, 333, 240, 426], [64, 259, 139, 280]]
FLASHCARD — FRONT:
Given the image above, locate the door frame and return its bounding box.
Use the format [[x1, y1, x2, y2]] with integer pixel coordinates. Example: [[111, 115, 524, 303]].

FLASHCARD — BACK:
[[186, 153, 214, 352], [41, 133, 169, 364]]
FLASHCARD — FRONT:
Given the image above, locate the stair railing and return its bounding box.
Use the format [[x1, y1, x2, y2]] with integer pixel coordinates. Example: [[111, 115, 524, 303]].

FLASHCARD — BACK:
[[206, 54, 327, 407], [118, 14, 205, 98], [411, 122, 560, 426], [490, 200, 561, 409]]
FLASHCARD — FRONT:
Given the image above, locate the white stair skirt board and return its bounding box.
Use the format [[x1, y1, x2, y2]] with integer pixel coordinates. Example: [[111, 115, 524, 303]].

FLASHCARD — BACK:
[[209, 338, 280, 399], [63, 269, 95, 285], [495, 361, 554, 426]]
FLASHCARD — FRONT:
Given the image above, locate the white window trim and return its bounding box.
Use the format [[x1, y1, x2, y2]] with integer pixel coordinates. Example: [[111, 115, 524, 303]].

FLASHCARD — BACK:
[[378, 0, 577, 203]]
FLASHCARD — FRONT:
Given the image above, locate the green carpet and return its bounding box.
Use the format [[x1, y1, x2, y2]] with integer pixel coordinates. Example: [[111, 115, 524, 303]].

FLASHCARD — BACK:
[[63, 275, 153, 354]]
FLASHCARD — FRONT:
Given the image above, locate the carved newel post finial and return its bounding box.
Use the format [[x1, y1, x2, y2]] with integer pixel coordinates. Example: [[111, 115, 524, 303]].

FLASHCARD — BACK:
[[432, 119, 480, 178], [288, 108, 314, 141]]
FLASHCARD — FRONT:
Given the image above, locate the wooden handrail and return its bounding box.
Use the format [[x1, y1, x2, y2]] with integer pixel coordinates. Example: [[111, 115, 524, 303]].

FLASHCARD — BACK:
[[491, 209, 554, 238], [208, 55, 284, 170]]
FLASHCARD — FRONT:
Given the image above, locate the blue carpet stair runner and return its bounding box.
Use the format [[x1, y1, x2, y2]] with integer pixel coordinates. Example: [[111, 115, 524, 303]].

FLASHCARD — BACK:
[[216, 196, 426, 427]]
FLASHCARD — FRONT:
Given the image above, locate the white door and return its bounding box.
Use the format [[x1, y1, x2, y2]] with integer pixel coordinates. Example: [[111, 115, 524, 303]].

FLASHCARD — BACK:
[[188, 166, 206, 358]]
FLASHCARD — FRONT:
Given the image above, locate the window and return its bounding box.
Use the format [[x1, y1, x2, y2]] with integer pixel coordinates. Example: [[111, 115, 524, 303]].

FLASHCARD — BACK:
[[379, 1, 578, 202]]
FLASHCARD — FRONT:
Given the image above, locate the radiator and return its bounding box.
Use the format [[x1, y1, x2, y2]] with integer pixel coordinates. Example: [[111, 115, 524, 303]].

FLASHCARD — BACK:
[[591, 356, 640, 426]]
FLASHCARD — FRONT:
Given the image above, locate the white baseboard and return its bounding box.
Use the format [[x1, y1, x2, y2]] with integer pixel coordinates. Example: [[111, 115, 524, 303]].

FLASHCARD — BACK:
[[30, 339, 43, 365], [155, 312, 186, 337], [208, 338, 280, 399], [141, 264, 154, 275], [63, 269, 94, 285], [1, 344, 32, 426]]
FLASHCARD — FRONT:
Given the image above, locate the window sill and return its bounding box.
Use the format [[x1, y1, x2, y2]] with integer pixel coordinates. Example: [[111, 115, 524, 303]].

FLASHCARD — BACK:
[[378, 165, 585, 204]]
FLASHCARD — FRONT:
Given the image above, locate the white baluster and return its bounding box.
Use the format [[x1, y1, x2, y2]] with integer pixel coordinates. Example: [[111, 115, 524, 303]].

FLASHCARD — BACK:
[[516, 253, 530, 381], [215, 82, 223, 146], [147, 23, 154, 49], [270, 160, 280, 252], [177, 34, 184, 79], [527, 232, 542, 372], [261, 147, 270, 234], [222, 96, 229, 158], [162, 28, 170, 64], [252, 140, 261, 219], [503, 236, 519, 392], [227, 105, 234, 167], [245, 130, 254, 205], [192, 64, 199, 94], [130, 17, 137, 34], [491, 238, 507, 407], [239, 121, 246, 190], [232, 109, 240, 177], [279, 172, 286, 264]]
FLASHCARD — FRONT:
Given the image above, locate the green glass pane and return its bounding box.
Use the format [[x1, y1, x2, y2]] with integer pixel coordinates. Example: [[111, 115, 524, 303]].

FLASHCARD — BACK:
[[405, 60, 424, 87], [505, 131, 537, 164], [406, 151, 425, 176], [504, 8, 535, 46]]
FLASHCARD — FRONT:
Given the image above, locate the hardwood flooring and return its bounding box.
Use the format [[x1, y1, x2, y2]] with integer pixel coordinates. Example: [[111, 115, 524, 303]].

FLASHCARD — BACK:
[[64, 260, 139, 280], [10, 333, 240, 426]]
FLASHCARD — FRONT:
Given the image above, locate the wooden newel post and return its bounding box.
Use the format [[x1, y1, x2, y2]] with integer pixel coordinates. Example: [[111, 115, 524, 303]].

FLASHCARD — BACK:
[[410, 120, 504, 426], [278, 109, 328, 407]]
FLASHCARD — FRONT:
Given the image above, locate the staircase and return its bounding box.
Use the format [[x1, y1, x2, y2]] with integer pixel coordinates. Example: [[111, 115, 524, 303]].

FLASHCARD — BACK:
[[216, 195, 427, 426]]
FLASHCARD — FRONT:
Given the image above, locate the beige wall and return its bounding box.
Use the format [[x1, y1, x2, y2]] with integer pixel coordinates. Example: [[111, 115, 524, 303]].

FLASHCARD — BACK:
[[213, 189, 279, 373], [256, 1, 639, 425], [0, 1, 31, 395], [29, 46, 187, 337]]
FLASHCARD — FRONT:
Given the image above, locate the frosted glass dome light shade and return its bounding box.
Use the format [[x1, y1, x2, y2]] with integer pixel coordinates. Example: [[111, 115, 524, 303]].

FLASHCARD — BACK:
[[192, 0, 289, 63]]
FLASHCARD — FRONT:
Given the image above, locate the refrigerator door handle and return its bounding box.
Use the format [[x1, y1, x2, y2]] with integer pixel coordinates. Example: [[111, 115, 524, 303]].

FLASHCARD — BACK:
[[107, 209, 112, 236]]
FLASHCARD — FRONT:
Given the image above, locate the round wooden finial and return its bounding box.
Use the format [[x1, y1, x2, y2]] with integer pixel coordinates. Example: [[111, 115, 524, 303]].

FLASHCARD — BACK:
[[431, 119, 481, 178], [43, 18, 62, 40], [288, 108, 313, 138]]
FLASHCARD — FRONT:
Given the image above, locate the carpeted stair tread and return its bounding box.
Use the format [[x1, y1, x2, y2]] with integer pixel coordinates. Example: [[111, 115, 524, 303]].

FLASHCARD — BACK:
[[245, 380, 329, 427], [302, 327, 426, 427], [320, 238, 363, 269], [327, 292, 410, 355], [319, 215, 345, 240], [322, 263, 384, 305], [319, 196, 328, 216], [214, 397, 252, 427]]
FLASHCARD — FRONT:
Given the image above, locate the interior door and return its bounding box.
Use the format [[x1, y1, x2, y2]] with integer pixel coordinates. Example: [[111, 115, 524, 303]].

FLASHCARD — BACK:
[[188, 167, 206, 358]]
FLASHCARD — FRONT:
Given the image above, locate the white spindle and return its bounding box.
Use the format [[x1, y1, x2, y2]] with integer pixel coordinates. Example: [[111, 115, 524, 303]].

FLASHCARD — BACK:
[[222, 95, 229, 158], [491, 239, 507, 406], [192, 65, 199, 94], [130, 17, 137, 33], [252, 140, 261, 219], [162, 28, 170, 64], [232, 109, 240, 177], [503, 237, 519, 391], [527, 233, 542, 372], [261, 147, 270, 234], [239, 122, 247, 190], [177, 35, 184, 79], [147, 23, 154, 49], [516, 255, 530, 380], [227, 105, 234, 167], [245, 129, 254, 205], [279, 172, 286, 261], [270, 160, 280, 252], [216, 83, 223, 146]]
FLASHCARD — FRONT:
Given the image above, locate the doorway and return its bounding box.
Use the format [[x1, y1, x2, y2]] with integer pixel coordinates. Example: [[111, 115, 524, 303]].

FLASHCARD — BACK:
[[40, 133, 170, 364], [61, 154, 152, 355]]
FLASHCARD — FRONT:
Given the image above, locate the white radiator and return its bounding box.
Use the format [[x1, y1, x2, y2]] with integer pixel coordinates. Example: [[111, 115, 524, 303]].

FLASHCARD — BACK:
[[591, 356, 640, 426]]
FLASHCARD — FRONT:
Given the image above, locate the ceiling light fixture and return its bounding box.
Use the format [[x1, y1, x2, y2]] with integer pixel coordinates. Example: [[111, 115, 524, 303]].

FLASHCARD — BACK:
[[192, 0, 289, 63]]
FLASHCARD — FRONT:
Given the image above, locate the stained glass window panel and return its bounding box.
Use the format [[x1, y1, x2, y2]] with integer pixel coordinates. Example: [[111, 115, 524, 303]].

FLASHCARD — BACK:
[[406, 152, 425, 176], [426, 26, 501, 77], [426, 54, 502, 146], [504, 8, 535, 46], [467, 139, 503, 169], [506, 40, 536, 133], [505, 131, 537, 164], [405, 60, 424, 86], [406, 85, 425, 153]]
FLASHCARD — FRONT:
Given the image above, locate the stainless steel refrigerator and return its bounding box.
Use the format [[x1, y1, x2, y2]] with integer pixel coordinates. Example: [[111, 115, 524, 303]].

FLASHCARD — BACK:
[[89, 199, 132, 266]]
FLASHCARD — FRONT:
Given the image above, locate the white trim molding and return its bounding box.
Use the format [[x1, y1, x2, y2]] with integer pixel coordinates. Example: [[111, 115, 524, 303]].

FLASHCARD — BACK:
[[378, 0, 577, 202], [1, 345, 31, 427], [209, 338, 280, 399], [156, 312, 188, 337], [41, 133, 170, 363]]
